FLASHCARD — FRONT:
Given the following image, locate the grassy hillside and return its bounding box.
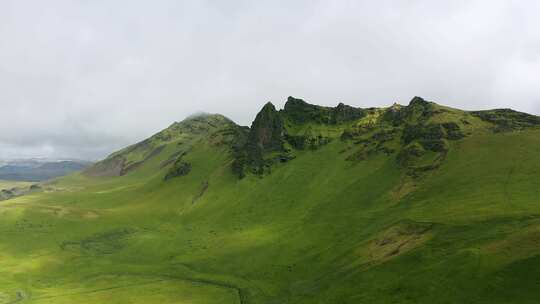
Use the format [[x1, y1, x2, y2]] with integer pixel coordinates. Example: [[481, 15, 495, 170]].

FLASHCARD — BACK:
[[0, 180, 32, 190], [0, 99, 539, 303]]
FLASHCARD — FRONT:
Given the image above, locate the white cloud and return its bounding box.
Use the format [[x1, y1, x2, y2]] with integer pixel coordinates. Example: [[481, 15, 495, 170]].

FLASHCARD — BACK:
[[0, 0, 539, 159]]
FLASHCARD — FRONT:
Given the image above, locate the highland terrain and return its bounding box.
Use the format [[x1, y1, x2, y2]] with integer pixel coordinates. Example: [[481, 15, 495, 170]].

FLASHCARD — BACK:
[[0, 96, 539, 303]]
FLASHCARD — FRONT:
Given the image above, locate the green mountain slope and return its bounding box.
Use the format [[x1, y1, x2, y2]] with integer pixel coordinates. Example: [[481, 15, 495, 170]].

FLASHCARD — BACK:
[[1, 97, 539, 303]]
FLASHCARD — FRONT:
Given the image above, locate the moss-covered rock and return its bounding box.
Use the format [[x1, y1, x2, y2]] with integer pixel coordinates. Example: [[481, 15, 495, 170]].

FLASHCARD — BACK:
[[382, 103, 403, 124], [332, 102, 365, 123], [384, 97, 435, 125], [372, 129, 396, 143], [346, 147, 376, 162], [247, 102, 285, 168], [285, 134, 331, 150], [283, 96, 364, 125], [419, 138, 448, 152], [283, 97, 333, 124], [396, 118, 464, 178], [284, 134, 308, 149], [233, 102, 286, 176], [402, 122, 462, 152], [164, 160, 192, 180], [230, 126, 250, 179], [442, 122, 465, 139], [471, 109, 540, 132], [248, 102, 285, 153], [397, 142, 426, 166]]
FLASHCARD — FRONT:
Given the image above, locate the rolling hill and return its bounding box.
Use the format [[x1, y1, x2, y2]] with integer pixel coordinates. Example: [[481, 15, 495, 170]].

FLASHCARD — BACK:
[[0, 96, 539, 303]]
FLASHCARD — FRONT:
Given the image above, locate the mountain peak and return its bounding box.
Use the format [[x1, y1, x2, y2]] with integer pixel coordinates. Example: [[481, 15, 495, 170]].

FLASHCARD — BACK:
[[168, 113, 236, 134], [261, 102, 277, 112], [283, 96, 365, 124], [408, 96, 430, 106], [179, 112, 232, 124], [283, 96, 312, 113], [285, 96, 308, 106]]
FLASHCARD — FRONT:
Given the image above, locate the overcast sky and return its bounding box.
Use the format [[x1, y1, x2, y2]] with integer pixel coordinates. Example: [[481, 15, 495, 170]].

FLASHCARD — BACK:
[[0, 0, 539, 160]]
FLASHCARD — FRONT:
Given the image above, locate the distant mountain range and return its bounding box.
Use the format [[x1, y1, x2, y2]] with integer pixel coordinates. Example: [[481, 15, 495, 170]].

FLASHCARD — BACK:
[[0, 159, 92, 181]]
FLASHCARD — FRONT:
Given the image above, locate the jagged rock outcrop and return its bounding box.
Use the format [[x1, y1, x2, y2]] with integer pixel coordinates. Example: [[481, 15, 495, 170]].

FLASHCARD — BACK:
[[164, 160, 192, 180], [248, 102, 285, 153], [332, 102, 365, 123], [384, 96, 435, 125], [230, 126, 250, 178], [282, 96, 364, 124], [230, 95, 539, 179], [244, 102, 286, 174], [283, 97, 333, 124]]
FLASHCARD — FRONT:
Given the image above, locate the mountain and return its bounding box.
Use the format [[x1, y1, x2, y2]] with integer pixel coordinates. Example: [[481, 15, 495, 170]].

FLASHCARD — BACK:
[[0, 159, 92, 181], [1, 97, 540, 303]]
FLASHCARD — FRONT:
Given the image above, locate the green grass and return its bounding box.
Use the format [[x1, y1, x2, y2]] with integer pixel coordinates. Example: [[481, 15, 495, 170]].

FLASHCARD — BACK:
[[0, 180, 33, 190], [27, 279, 239, 304], [1, 110, 540, 303]]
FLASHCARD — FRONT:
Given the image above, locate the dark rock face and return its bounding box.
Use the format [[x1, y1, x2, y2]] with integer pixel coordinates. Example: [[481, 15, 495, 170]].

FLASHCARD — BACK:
[[285, 134, 331, 150], [402, 122, 464, 153], [405, 97, 434, 120], [230, 102, 286, 177], [339, 96, 467, 180], [245, 102, 286, 173], [283, 96, 333, 124], [164, 160, 192, 180], [232, 96, 468, 179], [384, 97, 435, 125], [397, 142, 426, 166], [283, 96, 364, 124], [248, 102, 285, 153], [332, 102, 365, 124], [382, 103, 403, 124], [230, 126, 250, 179], [471, 109, 540, 132], [408, 96, 430, 106], [442, 122, 465, 140], [231, 97, 367, 177]]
